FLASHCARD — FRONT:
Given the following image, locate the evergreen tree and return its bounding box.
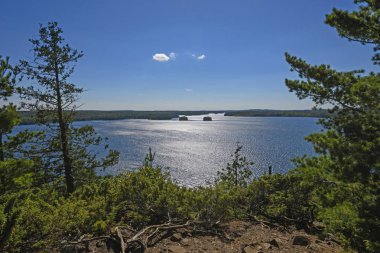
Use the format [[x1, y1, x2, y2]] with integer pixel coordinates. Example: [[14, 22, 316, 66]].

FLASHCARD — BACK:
[[285, 1, 379, 251], [217, 144, 253, 187], [0, 56, 19, 162], [19, 22, 119, 194]]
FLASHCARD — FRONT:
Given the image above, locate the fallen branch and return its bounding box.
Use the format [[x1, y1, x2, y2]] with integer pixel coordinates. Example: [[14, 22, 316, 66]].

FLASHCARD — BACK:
[[62, 220, 208, 253], [116, 227, 127, 253], [65, 235, 113, 245]]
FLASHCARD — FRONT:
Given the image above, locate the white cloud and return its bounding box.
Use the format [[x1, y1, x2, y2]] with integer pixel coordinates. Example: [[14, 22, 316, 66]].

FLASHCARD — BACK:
[[191, 54, 206, 60], [197, 54, 206, 60], [152, 52, 177, 62], [185, 88, 193, 92], [153, 53, 170, 62], [169, 52, 177, 59]]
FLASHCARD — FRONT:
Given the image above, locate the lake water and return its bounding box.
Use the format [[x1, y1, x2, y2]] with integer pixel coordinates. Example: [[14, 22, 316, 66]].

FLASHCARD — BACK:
[[83, 114, 321, 186], [14, 114, 321, 186]]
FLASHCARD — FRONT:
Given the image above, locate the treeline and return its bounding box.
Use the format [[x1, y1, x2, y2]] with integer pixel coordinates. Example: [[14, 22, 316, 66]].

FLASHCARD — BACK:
[[19, 109, 328, 125], [18, 110, 224, 124], [18, 109, 328, 125], [224, 109, 329, 118]]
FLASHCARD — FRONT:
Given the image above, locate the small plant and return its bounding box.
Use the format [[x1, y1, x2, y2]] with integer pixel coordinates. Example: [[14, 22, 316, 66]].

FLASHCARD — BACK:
[[143, 147, 156, 168], [217, 143, 253, 187]]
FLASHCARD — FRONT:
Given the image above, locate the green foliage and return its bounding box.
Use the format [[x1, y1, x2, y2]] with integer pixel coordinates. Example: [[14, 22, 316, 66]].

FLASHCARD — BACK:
[[0, 187, 56, 252], [0, 146, 333, 252], [217, 144, 253, 187], [0, 159, 34, 194], [325, 0, 380, 65], [0, 56, 20, 162], [109, 165, 190, 227], [19, 22, 119, 194], [247, 171, 318, 225], [196, 182, 249, 222], [0, 182, 111, 252], [3, 4, 380, 251], [18, 110, 225, 124], [224, 109, 329, 118], [284, 1, 380, 251], [0, 56, 16, 99], [0, 106, 20, 135], [143, 147, 156, 167]]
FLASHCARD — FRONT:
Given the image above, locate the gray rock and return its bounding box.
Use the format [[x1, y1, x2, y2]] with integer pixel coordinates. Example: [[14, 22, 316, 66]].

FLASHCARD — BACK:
[[181, 238, 190, 246], [170, 233, 182, 242], [268, 238, 280, 248], [292, 235, 310, 246], [242, 246, 258, 253], [262, 242, 272, 250]]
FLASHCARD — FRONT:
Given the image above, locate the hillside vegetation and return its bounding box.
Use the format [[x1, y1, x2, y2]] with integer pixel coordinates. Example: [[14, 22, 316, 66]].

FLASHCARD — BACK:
[[224, 109, 329, 118], [18, 110, 224, 124], [18, 109, 327, 125]]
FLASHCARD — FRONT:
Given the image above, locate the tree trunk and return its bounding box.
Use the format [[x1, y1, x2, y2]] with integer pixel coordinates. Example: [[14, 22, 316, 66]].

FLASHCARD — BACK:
[[0, 131, 4, 194], [0, 131, 4, 162], [54, 61, 74, 194], [235, 167, 238, 186]]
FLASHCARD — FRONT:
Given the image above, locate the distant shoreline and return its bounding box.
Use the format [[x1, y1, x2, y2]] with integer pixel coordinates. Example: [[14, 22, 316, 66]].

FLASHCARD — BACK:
[[224, 109, 328, 118], [18, 109, 329, 125]]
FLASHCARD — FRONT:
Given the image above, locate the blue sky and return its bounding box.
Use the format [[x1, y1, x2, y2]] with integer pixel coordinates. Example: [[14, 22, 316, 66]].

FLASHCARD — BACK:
[[0, 0, 376, 110]]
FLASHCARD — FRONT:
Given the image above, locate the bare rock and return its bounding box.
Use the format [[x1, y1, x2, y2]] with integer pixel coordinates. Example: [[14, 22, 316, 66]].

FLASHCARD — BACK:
[[262, 242, 272, 250], [181, 238, 190, 246], [292, 235, 310, 246], [268, 238, 280, 248], [61, 239, 119, 253], [170, 233, 182, 242], [242, 245, 259, 253], [167, 245, 187, 253]]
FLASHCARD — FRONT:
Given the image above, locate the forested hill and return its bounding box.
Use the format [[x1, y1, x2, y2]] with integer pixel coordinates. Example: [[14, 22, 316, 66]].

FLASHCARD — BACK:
[[18, 109, 328, 124], [225, 109, 329, 118], [18, 110, 224, 124]]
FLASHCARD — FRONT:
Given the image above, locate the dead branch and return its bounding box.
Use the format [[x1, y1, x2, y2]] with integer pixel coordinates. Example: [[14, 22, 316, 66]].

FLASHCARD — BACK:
[[116, 227, 127, 253], [65, 235, 113, 245], [62, 220, 202, 253]]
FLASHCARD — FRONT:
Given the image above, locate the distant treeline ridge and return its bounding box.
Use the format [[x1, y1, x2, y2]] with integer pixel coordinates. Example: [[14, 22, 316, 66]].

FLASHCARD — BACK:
[[224, 109, 329, 118], [18, 109, 329, 124]]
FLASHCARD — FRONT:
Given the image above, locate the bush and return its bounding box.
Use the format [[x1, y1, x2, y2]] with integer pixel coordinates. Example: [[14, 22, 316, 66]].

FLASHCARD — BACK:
[[247, 171, 319, 225]]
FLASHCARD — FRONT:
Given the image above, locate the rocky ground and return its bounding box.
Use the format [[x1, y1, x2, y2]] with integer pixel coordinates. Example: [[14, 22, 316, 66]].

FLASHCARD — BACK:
[[61, 220, 343, 253], [146, 221, 342, 253]]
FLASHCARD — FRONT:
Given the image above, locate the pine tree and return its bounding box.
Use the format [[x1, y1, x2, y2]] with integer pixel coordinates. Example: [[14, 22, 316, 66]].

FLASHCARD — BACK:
[[217, 143, 253, 187], [0, 56, 20, 162], [19, 22, 119, 194], [285, 1, 380, 251]]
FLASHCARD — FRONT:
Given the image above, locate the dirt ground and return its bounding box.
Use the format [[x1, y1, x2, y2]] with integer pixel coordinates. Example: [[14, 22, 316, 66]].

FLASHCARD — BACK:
[[146, 221, 343, 253], [60, 220, 344, 253]]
